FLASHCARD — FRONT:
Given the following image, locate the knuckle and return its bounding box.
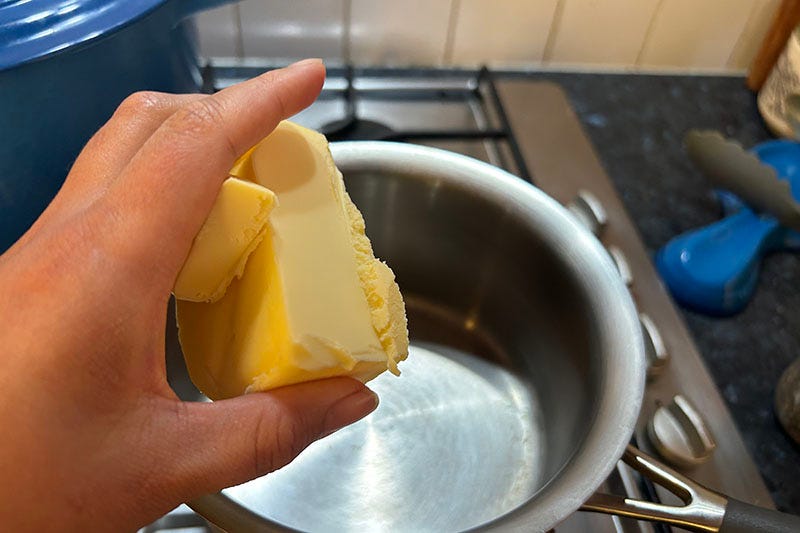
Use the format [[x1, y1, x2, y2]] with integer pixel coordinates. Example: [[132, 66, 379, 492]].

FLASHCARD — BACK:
[[169, 98, 226, 136], [165, 97, 238, 158], [253, 69, 279, 91], [254, 408, 308, 476], [116, 91, 165, 118], [254, 71, 288, 117]]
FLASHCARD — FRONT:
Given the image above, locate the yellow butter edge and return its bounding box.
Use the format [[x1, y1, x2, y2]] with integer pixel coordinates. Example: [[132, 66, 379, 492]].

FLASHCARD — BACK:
[[174, 140, 265, 302], [302, 122, 409, 374], [230, 145, 258, 182], [213, 146, 272, 302], [206, 205, 274, 302]]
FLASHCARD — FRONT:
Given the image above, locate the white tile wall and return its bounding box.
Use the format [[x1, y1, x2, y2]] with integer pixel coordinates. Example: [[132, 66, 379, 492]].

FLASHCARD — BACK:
[[239, 0, 345, 60], [638, 0, 755, 69], [449, 0, 559, 66], [349, 0, 453, 65], [194, 4, 240, 58], [548, 0, 659, 67], [192, 0, 783, 73]]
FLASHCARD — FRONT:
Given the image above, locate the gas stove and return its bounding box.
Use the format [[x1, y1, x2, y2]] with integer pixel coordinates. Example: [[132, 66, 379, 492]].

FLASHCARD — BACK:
[[144, 65, 775, 532]]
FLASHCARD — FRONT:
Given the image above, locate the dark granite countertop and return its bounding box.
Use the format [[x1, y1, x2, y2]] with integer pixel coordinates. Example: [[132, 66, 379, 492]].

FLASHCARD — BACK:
[[527, 72, 800, 514]]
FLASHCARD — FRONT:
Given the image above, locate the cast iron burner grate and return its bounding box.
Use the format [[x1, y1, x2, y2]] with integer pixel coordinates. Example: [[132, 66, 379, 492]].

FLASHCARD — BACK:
[[202, 64, 532, 183]]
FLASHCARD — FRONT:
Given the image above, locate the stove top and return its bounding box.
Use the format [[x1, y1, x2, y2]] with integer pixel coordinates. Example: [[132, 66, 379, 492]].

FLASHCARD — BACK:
[[143, 65, 775, 532]]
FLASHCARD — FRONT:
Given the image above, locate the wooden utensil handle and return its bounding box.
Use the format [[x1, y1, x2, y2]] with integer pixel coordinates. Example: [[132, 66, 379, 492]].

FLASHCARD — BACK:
[[747, 0, 800, 91]]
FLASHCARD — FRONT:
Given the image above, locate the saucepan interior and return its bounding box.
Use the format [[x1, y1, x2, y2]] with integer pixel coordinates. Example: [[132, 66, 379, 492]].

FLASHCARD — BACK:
[[166, 142, 644, 532]]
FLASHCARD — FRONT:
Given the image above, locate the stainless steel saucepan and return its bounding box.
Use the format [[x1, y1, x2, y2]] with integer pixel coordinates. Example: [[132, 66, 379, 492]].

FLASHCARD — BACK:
[[165, 142, 800, 532]]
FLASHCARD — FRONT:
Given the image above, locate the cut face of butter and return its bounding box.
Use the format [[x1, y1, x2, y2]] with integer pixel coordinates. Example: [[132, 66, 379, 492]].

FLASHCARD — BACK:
[[173, 178, 276, 303], [176, 121, 409, 400]]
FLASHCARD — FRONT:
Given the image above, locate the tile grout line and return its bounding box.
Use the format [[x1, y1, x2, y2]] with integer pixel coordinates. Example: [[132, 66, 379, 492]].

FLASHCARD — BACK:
[[541, 0, 566, 63], [634, 0, 664, 67], [342, 0, 352, 64], [233, 3, 244, 59], [443, 0, 461, 66]]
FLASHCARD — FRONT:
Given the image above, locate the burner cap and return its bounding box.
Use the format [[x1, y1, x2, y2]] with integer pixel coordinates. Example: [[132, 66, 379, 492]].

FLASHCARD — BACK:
[[320, 117, 395, 142]]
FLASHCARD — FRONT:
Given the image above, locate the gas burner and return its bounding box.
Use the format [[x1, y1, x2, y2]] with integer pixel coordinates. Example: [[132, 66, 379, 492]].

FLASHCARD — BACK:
[[320, 117, 395, 142], [318, 66, 396, 141]]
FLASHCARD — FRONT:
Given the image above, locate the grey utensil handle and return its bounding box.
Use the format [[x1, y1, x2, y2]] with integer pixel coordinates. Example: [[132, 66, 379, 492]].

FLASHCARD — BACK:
[[721, 498, 800, 533], [684, 130, 800, 233]]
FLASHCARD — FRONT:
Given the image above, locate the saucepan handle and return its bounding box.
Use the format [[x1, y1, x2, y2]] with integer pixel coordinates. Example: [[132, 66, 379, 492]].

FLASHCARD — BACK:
[[582, 445, 800, 532], [720, 498, 800, 533], [188, 492, 286, 532]]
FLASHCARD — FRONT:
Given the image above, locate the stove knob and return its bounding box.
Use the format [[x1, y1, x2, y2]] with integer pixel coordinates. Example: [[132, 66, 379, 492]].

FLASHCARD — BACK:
[[607, 246, 633, 286], [640, 313, 669, 378], [567, 190, 607, 237], [647, 395, 716, 468]]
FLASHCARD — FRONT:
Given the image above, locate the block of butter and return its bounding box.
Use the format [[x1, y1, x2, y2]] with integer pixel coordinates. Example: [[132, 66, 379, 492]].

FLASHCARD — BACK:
[[176, 121, 409, 400]]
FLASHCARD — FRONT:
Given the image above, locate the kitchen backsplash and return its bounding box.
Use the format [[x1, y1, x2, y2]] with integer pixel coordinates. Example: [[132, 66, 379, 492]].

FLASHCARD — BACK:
[[195, 0, 781, 72]]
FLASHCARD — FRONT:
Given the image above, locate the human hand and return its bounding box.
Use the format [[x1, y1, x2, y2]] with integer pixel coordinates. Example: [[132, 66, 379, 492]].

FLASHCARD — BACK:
[[0, 59, 378, 531]]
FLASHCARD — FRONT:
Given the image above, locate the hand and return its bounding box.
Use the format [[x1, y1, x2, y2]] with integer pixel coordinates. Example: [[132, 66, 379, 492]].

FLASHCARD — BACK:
[[0, 59, 378, 531]]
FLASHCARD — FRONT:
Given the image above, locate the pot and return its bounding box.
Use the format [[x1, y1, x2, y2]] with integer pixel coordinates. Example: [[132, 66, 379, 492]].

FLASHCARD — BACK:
[[164, 142, 800, 531], [0, 0, 234, 252]]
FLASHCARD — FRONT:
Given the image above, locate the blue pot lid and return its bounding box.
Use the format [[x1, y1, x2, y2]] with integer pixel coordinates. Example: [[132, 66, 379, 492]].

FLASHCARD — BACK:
[[0, 0, 167, 71]]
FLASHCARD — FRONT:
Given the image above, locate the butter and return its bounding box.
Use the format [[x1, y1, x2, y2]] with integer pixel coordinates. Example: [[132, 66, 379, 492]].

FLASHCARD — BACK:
[[173, 178, 276, 303], [176, 121, 409, 400], [229, 145, 258, 182]]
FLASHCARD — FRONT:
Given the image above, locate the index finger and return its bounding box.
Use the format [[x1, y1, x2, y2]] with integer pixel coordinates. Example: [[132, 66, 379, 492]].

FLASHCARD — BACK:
[[97, 59, 325, 287]]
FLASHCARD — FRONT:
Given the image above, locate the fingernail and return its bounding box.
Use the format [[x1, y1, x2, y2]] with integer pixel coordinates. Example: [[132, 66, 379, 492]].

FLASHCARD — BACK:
[[322, 388, 379, 437], [288, 58, 323, 69]]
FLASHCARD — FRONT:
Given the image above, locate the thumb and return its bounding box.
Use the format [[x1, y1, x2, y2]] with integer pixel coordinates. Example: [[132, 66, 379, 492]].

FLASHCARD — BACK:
[[170, 377, 378, 497]]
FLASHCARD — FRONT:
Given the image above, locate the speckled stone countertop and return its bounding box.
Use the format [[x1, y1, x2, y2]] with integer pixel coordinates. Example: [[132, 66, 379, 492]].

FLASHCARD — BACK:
[[527, 72, 799, 513]]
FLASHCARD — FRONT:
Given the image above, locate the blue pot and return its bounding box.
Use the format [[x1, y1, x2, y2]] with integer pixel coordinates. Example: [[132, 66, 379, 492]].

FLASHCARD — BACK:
[[0, 0, 235, 251]]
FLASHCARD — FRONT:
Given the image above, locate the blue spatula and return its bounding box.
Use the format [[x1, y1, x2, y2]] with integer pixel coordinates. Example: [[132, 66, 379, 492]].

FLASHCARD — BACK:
[[656, 132, 800, 315]]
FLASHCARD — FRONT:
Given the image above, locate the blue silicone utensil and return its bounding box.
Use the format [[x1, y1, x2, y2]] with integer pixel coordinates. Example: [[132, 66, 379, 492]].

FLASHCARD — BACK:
[[656, 135, 800, 315]]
